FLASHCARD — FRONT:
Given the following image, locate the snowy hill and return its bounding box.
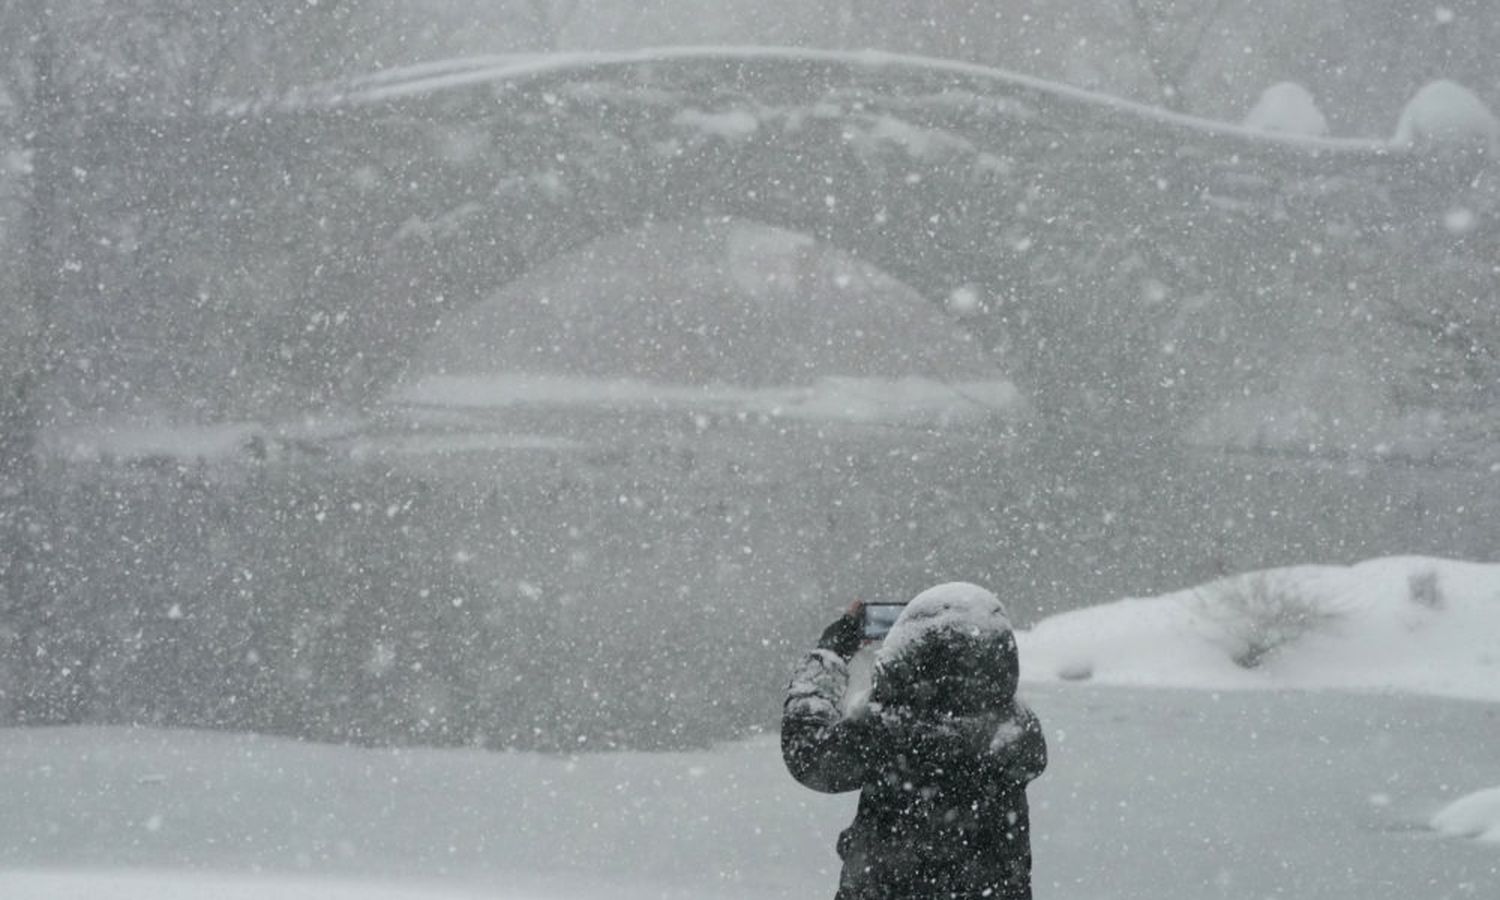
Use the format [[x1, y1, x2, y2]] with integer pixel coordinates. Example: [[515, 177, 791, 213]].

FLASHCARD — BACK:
[[1017, 555, 1500, 702], [1435, 788, 1500, 844]]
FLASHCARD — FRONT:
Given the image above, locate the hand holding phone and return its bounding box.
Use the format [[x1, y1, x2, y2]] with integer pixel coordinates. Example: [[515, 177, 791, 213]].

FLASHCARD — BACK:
[[860, 602, 906, 642]]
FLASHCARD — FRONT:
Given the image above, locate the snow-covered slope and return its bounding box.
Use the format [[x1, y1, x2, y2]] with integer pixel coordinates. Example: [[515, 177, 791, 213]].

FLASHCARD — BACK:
[[3, 685, 1497, 900], [1018, 556, 1500, 702], [0, 872, 488, 900], [394, 373, 1022, 428], [1242, 82, 1329, 137], [333, 46, 1394, 155], [1434, 788, 1500, 844], [1393, 80, 1500, 154]]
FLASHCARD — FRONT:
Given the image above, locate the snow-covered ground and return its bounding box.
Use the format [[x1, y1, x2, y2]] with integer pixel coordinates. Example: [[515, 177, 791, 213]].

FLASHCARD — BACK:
[[332, 46, 1396, 155], [395, 373, 1023, 428], [3, 556, 1497, 899], [0, 871, 489, 900], [1435, 788, 1500, 844]]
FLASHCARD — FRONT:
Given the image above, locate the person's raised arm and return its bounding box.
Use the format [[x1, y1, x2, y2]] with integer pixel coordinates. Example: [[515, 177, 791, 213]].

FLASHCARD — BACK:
[[781, 603, 872, 794], [988, 700, 1047, 785]]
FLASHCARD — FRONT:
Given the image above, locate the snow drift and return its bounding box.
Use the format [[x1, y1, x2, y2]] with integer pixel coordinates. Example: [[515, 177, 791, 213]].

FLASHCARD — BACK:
[[1017, 555, 1500, 702], [1242, 82, 1329, 137], [1433, 788, 1500, 844], [1393, 80, 1500, 155]]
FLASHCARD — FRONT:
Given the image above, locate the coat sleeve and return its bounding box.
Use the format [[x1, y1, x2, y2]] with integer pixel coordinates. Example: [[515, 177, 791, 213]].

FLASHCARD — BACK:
[[780, 649, 871, 794], [988, 700, 1047, 785]]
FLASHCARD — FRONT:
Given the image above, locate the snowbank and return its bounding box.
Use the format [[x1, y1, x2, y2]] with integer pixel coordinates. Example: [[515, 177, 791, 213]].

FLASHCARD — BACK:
[[1242, 82, 1329, 137], [395, 373, 1023, 427], [1392, 80, 1500, 155], [332, 46, 1391, 155], [44, 417, 367, 465], [673, 108, 760, 140], [47, 422, 264, 464], [1018, 556, 1500, 702], [1433, 788, 1500, 843]]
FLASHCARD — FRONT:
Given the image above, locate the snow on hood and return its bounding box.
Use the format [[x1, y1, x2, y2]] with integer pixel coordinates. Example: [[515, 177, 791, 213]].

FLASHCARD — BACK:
[[871, 583, 1019, 715], [877, 582, 1013, 663]]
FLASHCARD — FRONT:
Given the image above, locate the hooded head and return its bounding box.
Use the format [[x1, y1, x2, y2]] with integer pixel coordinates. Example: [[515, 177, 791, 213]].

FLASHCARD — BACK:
[[870, 582, 1018, 716]]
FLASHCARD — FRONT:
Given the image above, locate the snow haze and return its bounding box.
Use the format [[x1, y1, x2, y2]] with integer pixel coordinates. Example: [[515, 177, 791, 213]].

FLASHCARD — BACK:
[[3, 4, 1499, 899]]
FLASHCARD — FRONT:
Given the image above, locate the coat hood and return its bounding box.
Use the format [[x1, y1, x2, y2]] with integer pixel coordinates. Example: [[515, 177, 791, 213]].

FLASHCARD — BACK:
[[871, 582, 1018, 716]]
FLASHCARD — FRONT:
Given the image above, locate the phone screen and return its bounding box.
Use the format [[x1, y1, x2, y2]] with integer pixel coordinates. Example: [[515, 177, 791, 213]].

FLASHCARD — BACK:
[[862, 603, 906, 641]]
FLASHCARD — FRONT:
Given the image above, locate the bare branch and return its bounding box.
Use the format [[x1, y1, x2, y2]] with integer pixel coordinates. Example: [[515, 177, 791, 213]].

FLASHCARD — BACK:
[[1122, 0, 1229, 112], [1124, 0, 1187, 111]]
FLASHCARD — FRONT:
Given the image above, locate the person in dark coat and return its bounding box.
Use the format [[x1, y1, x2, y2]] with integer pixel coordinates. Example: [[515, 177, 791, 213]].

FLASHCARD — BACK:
[[782, 582, 1047, 900]]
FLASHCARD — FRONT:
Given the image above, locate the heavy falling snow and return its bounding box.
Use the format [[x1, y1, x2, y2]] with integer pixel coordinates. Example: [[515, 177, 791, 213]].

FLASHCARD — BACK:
[[1, 3, 1498, 900]]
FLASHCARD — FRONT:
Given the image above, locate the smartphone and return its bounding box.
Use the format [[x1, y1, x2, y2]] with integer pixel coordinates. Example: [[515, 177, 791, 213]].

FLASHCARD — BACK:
[[861, 602, 907, 642]]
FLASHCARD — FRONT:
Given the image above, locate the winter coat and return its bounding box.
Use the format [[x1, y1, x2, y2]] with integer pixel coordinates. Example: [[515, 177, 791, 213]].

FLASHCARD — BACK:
[[782, 583, 1047, 900]]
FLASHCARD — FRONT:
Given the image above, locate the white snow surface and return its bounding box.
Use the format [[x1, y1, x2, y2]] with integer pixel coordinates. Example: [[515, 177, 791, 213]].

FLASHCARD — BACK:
[[1242, 82, 1329, 137], [4, 557, 1499, 899], [1017, 555, 1500, 702], [395, 373, 1023, 427], [331, 46, 1394, 157], [673, 108, 761, 140], [47, 422, 263, 463], [1433, 788, 1500, 843], [876, 581, 1012, 662], [0, 871, 492, 900], [1392, 79, 1500, 153], [44, 416, 368, 465], [4, 685, 1497, 900]]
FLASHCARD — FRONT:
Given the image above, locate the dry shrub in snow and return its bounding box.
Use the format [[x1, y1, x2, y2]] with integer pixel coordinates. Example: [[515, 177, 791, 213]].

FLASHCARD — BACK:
[[1407, 568, 1445, 610], [1195, 572, 1344, 669]]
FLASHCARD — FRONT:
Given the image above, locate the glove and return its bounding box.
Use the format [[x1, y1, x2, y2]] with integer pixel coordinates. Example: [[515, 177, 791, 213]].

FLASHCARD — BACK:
[[816, 609, 863, 661]]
